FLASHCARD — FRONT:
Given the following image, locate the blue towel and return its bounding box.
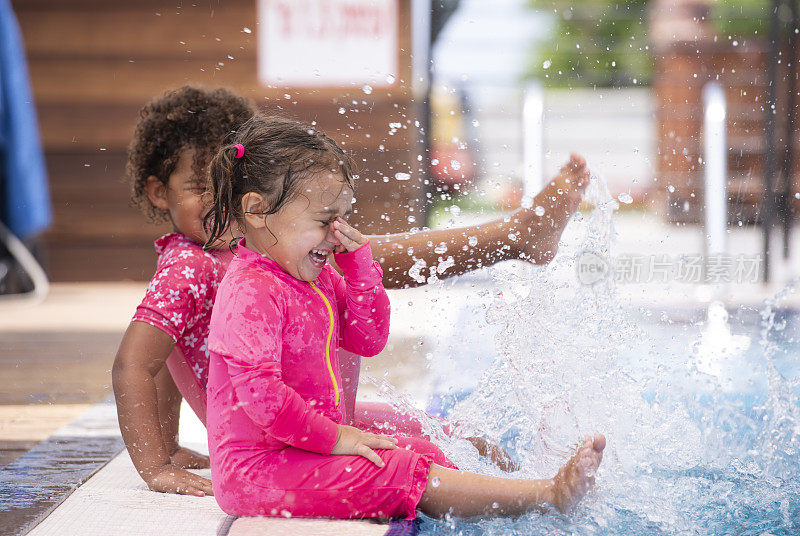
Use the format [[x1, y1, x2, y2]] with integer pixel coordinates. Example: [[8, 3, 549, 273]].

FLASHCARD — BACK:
[[0, 0, 51, 239]]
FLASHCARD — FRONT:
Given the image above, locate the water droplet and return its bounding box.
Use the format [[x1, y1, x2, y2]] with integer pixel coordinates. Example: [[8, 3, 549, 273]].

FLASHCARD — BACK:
[[618, 193, 633, 204], [668, 185, 675, 193], [431, 158, 440, 166], [449, 205, 461, 217], [338, 107, 346, 114], [434, 243, 448, 254], [362, 84, 373, 95], [407, 215, 416, 223], [280, 509, 292, 518], [395, 172, 411, 181], [242, 27, 252, 34], [345, 466, 352, 472], [542, 59, 552, 69], [471, 119, 480, 127], [450, 160, 461, 171], [491, 502, 499, 509], [468, 236, 478, 247], [385, 74, 396, 84], [508, 232, 519, 241], [431, 476, 441, 488], [534, 205, 546, 216]]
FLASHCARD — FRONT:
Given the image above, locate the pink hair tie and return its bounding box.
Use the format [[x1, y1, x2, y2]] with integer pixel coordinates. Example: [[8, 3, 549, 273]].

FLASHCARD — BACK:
[[233, 144, 245, 159]]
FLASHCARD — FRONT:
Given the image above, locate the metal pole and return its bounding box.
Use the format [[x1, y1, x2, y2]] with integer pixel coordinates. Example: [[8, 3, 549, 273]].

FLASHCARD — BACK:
[[703, 82, 727, 260], [522, 81, 545, 201], [763, 0, 781, 282], [782, 0, 799, 259], [412, 0, 432, 225]]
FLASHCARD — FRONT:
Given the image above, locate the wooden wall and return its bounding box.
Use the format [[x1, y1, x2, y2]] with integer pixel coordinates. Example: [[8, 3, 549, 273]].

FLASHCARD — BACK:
[[653, 41, 800, 224], [14, 0, 425, 281]]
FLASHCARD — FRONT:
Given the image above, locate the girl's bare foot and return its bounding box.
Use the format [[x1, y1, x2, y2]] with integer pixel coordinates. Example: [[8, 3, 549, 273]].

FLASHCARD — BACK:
[[511, 153, 590, 264], [550, 433, 605, 513]]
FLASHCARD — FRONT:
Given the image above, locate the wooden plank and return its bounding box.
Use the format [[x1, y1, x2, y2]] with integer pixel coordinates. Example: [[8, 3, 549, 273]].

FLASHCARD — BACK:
[[17, 5, 255, 60], [44, 243, 159, 281], [37, 97, 420, 151], [29, 59, 414, 108], [29, 58, 260, 105]]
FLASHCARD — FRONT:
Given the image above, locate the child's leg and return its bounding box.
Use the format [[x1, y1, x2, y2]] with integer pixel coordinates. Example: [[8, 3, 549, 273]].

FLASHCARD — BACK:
[[352, 401, 429, 437], [354, 401, 516, 472], [339, 349, 361, 424], [418, 434, 605, 517], [395, 435, 458, 469], [154, 362, 208, 469], [165, 347, 207, 425]]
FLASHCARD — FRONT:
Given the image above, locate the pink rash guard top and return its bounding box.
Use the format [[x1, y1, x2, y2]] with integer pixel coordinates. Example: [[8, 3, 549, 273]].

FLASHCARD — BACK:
[[207, 240, 444, 519], [132, 233, 233, 404]]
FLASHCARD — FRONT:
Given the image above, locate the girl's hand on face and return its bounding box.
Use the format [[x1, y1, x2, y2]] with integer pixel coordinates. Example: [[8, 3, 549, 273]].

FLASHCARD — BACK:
[[331, 425, 399, 467], [331, 218, 367, 254]]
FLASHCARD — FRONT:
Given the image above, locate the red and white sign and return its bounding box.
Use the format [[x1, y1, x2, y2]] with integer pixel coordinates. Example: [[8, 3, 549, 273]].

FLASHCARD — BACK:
[[257, 0, 398, 87]]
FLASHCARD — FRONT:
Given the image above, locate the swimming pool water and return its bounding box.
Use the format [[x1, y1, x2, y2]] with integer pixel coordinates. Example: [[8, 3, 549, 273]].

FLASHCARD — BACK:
[[406, 178, 800, 535], [415, 306, 800, 535]]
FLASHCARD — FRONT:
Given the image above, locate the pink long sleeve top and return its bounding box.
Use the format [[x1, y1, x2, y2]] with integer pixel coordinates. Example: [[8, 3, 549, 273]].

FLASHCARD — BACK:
[[208, 240, 431, 518]]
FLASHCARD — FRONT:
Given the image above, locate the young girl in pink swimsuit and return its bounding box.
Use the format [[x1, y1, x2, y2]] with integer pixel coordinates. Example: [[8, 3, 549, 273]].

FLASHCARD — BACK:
[[203, 115, 604, 519], [114, 86, 592, 499]]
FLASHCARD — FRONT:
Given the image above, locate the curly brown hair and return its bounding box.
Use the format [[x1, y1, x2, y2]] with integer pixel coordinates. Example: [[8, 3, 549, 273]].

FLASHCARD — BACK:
[[126, 85, 256, 222]]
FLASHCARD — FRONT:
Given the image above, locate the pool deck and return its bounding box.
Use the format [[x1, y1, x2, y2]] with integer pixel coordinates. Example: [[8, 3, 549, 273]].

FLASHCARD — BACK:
[[3, 214, 800, 534]]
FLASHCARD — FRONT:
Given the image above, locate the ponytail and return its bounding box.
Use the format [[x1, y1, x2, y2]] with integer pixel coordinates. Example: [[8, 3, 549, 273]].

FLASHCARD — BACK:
[[203, 144, 240, 250]]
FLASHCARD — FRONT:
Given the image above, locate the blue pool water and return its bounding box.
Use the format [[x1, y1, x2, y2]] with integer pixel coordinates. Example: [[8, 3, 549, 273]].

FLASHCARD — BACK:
[[416, 305, 800, 535], [401, 179, 800, 534]]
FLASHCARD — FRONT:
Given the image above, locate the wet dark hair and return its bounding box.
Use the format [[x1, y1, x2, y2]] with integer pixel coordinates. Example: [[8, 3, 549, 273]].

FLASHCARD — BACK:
[[204, 115, 355, 250], [126, 85, 256, 222]]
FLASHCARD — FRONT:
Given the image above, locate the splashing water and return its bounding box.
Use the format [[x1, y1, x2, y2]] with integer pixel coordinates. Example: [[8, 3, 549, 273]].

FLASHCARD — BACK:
[[379, 173, 800, 534]]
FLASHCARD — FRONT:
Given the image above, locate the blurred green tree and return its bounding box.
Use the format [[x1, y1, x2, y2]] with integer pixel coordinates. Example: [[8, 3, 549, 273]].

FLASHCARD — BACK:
[[525, 0, 651, 88], [525, 0, 770, 88], [712, 0, 769, 40]]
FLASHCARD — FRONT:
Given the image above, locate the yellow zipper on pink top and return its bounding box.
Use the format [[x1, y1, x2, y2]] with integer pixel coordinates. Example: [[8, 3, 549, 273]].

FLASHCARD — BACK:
[[309, 282, 340, 406]]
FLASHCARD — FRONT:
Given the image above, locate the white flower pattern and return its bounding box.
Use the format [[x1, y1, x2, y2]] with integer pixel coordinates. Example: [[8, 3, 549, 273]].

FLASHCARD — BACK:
[[184, 333, 198, 348], [134, 234, 227, 390]]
